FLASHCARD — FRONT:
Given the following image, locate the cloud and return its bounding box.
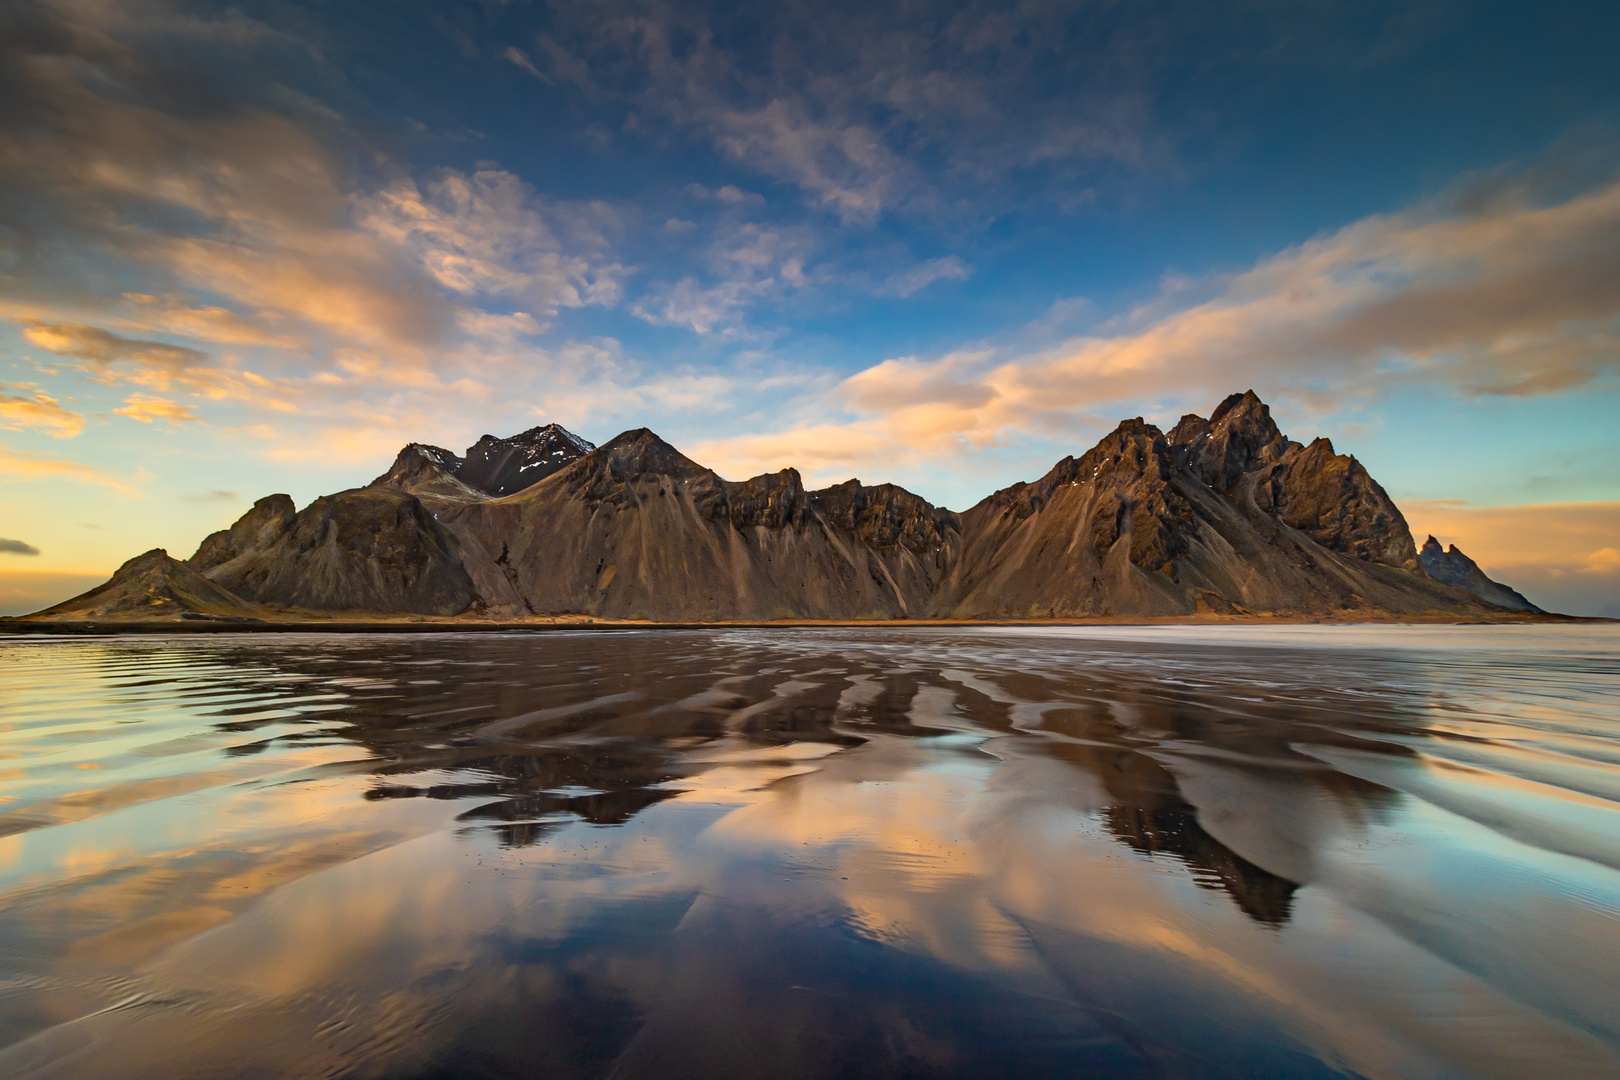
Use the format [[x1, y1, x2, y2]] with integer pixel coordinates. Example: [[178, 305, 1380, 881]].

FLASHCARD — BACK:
[[632, 221, 813, 333], [20, 322, 208, 377], [1402, 499, 1620, 617], [113, 394, 202, 425], [353, 169, 627, 317], [0, 0, 678, 472], [881, 256, 972, 297], [501, 46, 548, 82], [690, 169, 1620, 479], [0, 447, 142, 495], [0, 384, 84, 438], [708, 99, 912, 223], [182, 489, 238, 504], [528, 2, 1177, 221], [118, 295, 301, 349], [0, 0, 628, 393], [0, 538, 41, 556], [632, 276, 768, 334]]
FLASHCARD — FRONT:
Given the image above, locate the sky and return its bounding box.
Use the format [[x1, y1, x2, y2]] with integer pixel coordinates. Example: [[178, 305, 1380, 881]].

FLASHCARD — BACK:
[[1, 0, 1619, 616]]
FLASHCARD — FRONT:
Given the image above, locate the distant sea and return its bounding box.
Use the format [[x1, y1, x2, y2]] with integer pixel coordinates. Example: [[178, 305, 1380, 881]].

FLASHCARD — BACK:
[[1, 625, 1616, 1079]]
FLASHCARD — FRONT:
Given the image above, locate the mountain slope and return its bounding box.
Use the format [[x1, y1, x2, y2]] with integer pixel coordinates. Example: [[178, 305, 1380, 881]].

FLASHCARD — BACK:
[[25, 549, 263, 621], [931, 394, 1498, 618], [190, 488, 477, 615], [441, 429, 960, 620], [21, 392, 1551, 623], [1419, 536, 1542, 612], [372, 424, 596, 502]]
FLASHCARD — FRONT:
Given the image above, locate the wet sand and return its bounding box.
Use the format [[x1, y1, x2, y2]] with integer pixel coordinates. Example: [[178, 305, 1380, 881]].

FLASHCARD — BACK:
[[0, 625, 1616, 1078]]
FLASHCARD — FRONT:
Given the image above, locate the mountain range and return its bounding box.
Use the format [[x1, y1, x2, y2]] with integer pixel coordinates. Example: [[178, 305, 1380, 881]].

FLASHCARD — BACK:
[[18, 393, 1548, 623]]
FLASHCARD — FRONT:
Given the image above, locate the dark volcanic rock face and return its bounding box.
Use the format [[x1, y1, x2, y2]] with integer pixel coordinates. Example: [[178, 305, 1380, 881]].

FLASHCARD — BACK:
[[1170, 391, 1299, 493], [1256, 438, 1419, 570], [371, 444, 485, 503], [44, 390, 1539, 623], [934, 419, 1205, 618], [190, 489, 477, 615], [372, 425, 595, 501], [1420, 535, 1542, 612], [442, 430, 960, 621], [458, 424, 596, 497], [933, 393, 1498, 618], [190, 494, 296, 573], [809, 480, 960, 553]]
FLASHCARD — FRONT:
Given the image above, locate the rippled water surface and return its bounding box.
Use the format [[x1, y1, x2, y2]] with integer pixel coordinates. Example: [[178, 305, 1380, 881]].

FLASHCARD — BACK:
[[1, 625, 1618, 1079]]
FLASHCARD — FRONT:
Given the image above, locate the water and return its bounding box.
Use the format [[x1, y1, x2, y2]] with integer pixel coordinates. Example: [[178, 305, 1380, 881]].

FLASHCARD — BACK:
[[0, 625, 1617, 1079]]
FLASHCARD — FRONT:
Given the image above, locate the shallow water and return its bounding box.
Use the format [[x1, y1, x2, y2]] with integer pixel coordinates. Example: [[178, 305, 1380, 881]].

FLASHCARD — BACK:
[[0, 625, 1617, 1079]]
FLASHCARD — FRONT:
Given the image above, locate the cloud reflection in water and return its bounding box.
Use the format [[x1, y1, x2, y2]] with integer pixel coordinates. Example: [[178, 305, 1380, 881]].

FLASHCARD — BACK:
[[0, 626, 1617, 1078]]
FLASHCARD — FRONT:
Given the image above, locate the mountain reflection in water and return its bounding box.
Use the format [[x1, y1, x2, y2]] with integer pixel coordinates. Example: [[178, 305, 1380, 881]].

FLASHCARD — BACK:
[[0, 625, 1617, 1079]]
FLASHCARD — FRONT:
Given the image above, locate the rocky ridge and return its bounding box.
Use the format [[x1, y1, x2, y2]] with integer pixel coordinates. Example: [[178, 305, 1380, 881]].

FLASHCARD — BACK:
[[1419, 535, 1542, 612], [29, 549, 264, 621], [441, 429, 961, 620], [19, 393, 1551, 621], [376, 425, 597, 501]]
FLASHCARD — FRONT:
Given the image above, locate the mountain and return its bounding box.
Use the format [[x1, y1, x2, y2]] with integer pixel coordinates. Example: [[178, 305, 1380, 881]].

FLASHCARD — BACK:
[[375, 425, 596, 501], [442, 429, 960, 620], [188, 490, 477, 615], [13, 394, 1552, 622], [931, 392, 1476, 617], [26, 549, 263, 622], [1419, 535, 1542, 612]]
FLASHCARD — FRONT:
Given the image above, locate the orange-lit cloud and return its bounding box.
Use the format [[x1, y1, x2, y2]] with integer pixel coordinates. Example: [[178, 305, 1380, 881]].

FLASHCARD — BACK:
[[113, 394, 202, 425], [0, 447, 142, 496], [119, 295, 302, 349], [692, 173, 1620, 483], [0, 385, 85, 438], [21, 322, 207, 378]]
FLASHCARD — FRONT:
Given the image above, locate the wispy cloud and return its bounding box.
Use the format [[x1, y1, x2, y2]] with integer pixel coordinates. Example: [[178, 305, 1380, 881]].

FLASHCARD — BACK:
[[20, 322, 208, 380], [113, 394, 202, 425], [693, 169, 1620, 480], [526, 1, 1172, 222], [0, 384, 84, 438], [880, 256, 972, 297], [632, 221, 813, 334], [0, 447, 142, 496], [353, 169, 627, 320], [0, 538, 41, 556], [0, 0, 661, 459]]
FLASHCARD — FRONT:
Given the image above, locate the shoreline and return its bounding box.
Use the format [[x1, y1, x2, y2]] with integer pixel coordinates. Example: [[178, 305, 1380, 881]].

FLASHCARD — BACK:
[[0, 611, 1605, 634]]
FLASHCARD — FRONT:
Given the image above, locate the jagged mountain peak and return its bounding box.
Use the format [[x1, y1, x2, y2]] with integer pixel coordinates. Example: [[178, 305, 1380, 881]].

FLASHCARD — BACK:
[[808, 478, 959, 553], [1422, 534, 1468, 559], [1171, 392, 1294, 491], [28, 388, 1550, 623], [1209, 389, 1270, 426], [586, 428, 709, 479], [373, 423, 596, 499], [459, 423, 597, 497], [1419, 535, 1543, 612]]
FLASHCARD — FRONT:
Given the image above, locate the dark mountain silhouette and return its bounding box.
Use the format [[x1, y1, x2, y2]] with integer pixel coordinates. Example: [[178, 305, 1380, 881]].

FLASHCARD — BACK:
[[17, 393, 1552, 622], [1419, 535, 1542, 612]]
